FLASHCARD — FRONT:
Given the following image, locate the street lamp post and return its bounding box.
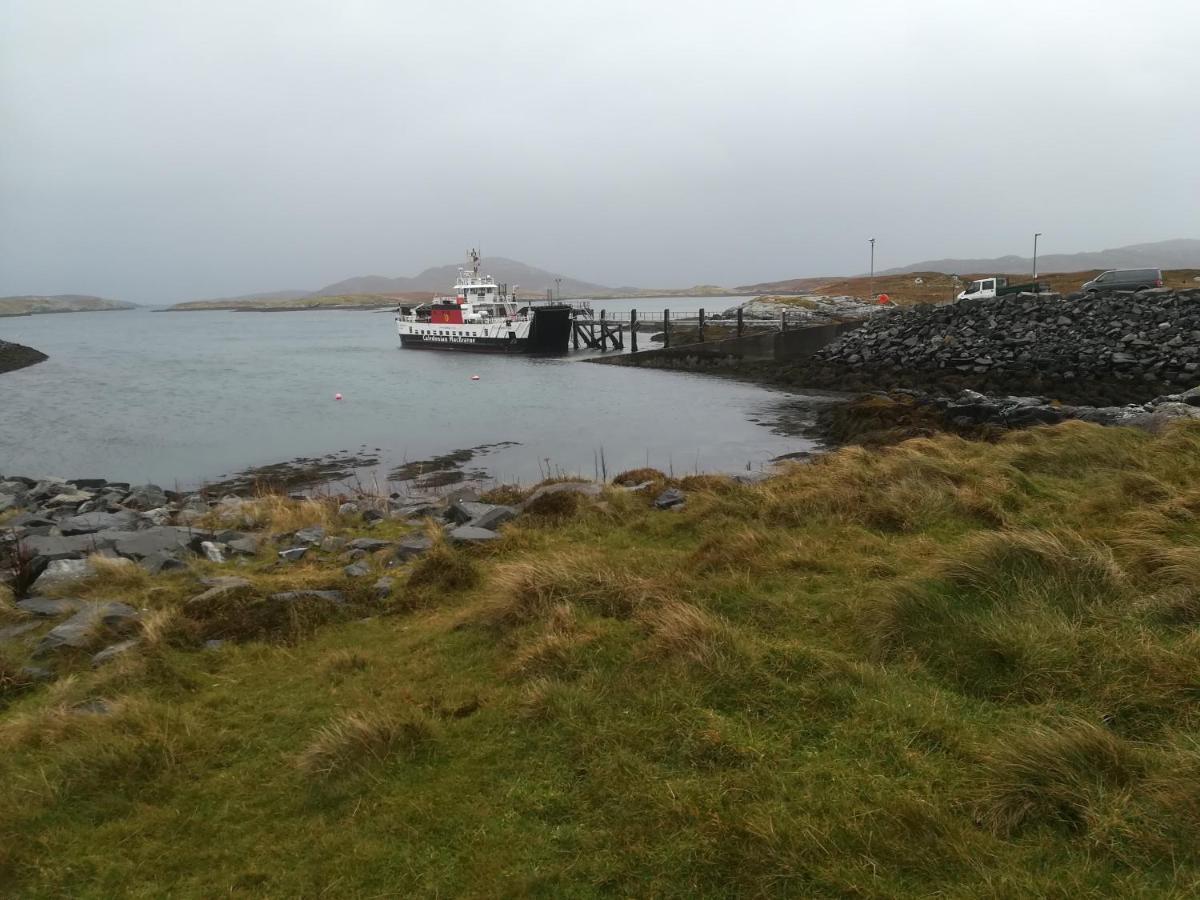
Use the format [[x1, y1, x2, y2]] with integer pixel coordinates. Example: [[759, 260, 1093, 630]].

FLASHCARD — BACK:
[[869, 238, 876, 302], [1032, 233, 1042, 280], [555, 277, 562, 301]]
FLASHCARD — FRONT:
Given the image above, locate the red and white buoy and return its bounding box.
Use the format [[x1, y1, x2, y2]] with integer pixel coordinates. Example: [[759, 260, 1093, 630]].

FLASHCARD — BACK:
[[334, 393, 343, 400]]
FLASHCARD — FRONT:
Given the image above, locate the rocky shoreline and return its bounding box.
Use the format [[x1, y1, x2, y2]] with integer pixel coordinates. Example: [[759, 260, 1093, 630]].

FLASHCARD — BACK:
[[0, 473, 698, 673], [772, 287, 1200, 406], [0, 339, 48, 374]]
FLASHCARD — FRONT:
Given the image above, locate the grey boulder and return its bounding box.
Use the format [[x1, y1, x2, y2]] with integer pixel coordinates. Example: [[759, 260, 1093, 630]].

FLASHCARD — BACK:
[[449, 525, 500, 543], [58, 509, 138, 535], [92, 639, 140, 667], [347, 537, 392, 552], [394, 535, 434, 560], [468, 505, 518, 531], [654, 488, 686, 510], [23, 532, 117, 561], [35, 601, 140, 656], [292, 527, 326, 546], [31, 558, 97, 590], [16, 596, 86, 618]]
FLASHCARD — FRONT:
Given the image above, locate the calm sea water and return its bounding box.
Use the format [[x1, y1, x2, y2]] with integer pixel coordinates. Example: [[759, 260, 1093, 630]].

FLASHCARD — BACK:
[[0, 299, 822, 489]]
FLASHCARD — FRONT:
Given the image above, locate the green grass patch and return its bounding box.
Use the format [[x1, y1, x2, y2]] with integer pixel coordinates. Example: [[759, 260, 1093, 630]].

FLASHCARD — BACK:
[[5, 422, 1200, 894]]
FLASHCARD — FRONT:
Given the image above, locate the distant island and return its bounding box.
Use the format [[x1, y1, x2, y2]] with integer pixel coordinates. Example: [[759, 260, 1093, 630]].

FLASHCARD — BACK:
[[0, 294, 136, 318], [164, 292, 436, 312]]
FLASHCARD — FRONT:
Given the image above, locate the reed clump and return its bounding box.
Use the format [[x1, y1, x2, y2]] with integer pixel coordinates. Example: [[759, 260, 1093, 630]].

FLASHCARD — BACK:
[[296, 708, 436, 777]]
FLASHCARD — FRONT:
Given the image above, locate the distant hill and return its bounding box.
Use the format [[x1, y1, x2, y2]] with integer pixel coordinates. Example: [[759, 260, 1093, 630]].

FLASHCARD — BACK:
[[0, 295, 136, 317], [188, 289, 313, 305], [167, 292, 434, 312], [879, 238, 1200, 276], [313, 256, 613, 298]]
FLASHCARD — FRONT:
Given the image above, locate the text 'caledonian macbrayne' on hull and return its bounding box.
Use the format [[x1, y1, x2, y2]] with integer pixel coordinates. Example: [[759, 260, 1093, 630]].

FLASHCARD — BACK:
[[395, 250, 572, 354]]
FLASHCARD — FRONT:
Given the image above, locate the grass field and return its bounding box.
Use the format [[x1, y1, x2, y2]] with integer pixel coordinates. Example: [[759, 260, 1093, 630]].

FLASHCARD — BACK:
[[5, 422, 1200, 895]]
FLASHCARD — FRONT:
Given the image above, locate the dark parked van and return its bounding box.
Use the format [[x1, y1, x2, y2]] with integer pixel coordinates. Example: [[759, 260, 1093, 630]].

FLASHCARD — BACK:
[[1081, 268, 1164, 294]]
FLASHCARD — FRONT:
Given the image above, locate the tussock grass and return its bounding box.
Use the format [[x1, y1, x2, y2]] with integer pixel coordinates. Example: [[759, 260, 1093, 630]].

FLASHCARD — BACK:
[[754, 439, 1016, 531], [206, 492, 335, 533], [183, 583, 347, 644], [520, 489, 586, 523], [296, 708, 436, 777], [0, 584, 22, 623], [611, 467, 667, 486], [485, 555, 667, 629], [0, 655, 36, 703], [139, 607, 198, 650], [405, 532, 480, 595], [637, 600, 742, 669], [87, 553, 149, 589], [689, 525, 781, 574], [322, 649, 370, 674], [479, 484, 527, 505], [8, 421, 1200, 895], [974, 718, 1140, 836]]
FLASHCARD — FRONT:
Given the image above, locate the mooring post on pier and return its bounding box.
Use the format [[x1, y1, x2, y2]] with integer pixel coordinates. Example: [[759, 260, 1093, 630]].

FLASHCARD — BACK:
[[630, 309, 638, 352], [663, 308, 670, 348], [599, 310, 607, 352], [737, 306, 744, 337], [698, 308, 706, 342], [573, 317, 580, 350]]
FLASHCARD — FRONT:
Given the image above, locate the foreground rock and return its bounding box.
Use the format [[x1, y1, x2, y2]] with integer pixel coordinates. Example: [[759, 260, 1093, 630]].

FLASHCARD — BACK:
[[820, 387, 1200, 446], [0, 339, 49, 374], [34, 602, 140, 656], [783, 287, 1200, 406]]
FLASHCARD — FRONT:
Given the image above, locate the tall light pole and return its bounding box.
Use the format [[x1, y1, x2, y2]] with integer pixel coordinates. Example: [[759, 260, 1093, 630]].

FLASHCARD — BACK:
[[1032, 232, 1042, 280], [869, 238, 876, 301], [555, 277, 562, 301]]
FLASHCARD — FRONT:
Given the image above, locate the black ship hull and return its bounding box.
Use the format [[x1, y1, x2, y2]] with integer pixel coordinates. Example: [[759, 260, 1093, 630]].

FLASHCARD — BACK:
[[399, 305, 572, 354]]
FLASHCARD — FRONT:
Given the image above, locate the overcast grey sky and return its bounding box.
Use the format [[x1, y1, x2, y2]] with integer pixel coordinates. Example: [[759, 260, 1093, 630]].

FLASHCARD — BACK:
[[2, 0, 1197, 302]]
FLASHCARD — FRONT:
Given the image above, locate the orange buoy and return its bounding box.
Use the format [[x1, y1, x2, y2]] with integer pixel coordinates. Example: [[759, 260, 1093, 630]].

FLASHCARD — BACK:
[[877, 293, 890, 305]]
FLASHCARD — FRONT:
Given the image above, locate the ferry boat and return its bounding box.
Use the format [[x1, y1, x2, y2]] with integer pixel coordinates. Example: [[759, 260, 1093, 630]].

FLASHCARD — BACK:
[[395, 251, 572, 353]]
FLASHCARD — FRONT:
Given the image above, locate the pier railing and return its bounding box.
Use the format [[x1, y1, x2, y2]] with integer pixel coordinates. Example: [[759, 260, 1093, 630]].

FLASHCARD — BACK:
[[571, 306, 810, 352]]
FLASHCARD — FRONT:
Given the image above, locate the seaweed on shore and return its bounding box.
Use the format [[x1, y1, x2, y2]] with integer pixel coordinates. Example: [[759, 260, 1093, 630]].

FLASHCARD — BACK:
[[389, 442, 519, 484], [204, 451, 381, 495]]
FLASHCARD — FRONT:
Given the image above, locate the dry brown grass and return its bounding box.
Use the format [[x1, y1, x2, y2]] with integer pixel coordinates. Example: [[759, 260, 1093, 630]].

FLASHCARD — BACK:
[[637, 600, 742, 669], [521, 490, 587, 523], [478, 484, 528, 506], [0, 584, 22, 623], [612, 468, 668, 487], [753, 439, 1015, 532], [485, 555, 666, 630], [509, 605, 596, 679], [405, 532, 481, 595], [689, 526, 781, 575], [87, 554, 150, 589], [974, 718, 1140, 836], [139, 608, 198, 650], [206, 492, 335, 533], [295, 708, 436, 777], [322, 649, 370, 675]]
